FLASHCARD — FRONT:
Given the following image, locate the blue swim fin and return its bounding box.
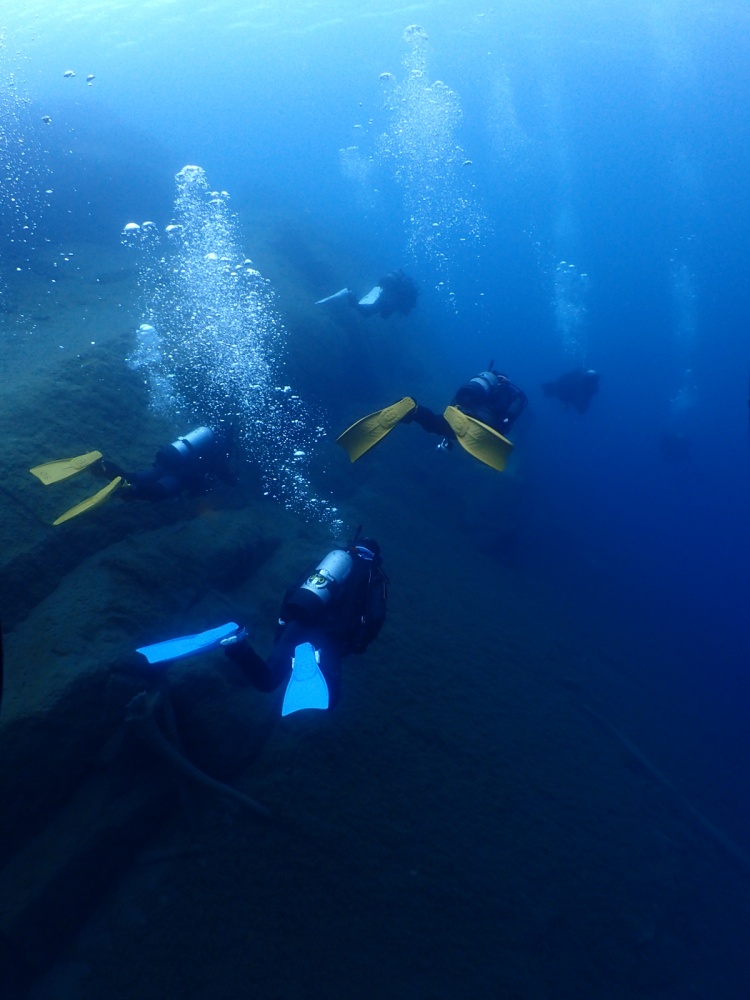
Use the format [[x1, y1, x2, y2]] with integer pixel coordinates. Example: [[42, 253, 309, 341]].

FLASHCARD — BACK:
[[281, 642, 329, 716], [357, 285, 382, 307], [136, 622, 243, 665]]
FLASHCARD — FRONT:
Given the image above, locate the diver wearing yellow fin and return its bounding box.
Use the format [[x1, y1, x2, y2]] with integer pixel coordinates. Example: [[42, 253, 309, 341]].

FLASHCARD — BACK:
[[337, 367, 527, 472], [30, 426, 236, 525]]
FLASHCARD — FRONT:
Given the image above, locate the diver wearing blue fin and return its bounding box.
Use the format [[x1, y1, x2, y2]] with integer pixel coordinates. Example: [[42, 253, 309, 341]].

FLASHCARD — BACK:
[[224, 533, 388, 716]]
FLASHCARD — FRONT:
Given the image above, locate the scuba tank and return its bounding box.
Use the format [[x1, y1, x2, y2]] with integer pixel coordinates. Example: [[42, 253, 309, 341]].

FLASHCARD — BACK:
[[162, 426, 216, 470], [454, 371, 503, 409], [284, 549, 355, 624], [300, 549, 354, 605], [279, 535, 386, 650], [156, 426, 233, 481], [454, 365, 528, 431]]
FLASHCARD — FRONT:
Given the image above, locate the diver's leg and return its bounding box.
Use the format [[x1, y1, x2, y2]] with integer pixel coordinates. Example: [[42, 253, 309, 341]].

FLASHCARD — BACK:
[[121, 471, 183, 501], [405, 405, 455, 438], [225, 639, 280, 692], [259, 619, 317, 692]]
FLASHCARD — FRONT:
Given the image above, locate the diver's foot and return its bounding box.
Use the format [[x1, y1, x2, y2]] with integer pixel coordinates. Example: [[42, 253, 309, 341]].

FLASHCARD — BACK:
[[99, 459, 125, 479]]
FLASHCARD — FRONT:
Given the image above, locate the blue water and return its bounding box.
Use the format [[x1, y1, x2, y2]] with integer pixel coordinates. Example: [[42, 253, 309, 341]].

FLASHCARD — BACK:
[[3, 0, 750, 993]]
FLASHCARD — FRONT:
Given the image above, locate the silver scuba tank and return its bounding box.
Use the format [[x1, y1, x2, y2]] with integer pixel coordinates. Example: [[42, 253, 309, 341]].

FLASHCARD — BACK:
[[454, 371, 502, 410], [468, 371, 501, 396], [299, 549, 354, 608], [169, 426, 215, 461]]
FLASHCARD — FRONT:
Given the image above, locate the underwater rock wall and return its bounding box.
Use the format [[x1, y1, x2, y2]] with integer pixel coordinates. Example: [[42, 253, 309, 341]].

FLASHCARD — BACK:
[[0, 489, 298, 988], [0, 321, 333, 988]]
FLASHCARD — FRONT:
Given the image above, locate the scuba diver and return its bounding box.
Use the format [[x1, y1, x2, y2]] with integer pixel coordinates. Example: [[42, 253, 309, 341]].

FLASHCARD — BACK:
[[223, 534, 387, 713], [132, 533, 388, 716], [30, 425, 235, 525], [542, 369, 600, 413], [316, 269, 419, 319], [336, 366, 528, 473]]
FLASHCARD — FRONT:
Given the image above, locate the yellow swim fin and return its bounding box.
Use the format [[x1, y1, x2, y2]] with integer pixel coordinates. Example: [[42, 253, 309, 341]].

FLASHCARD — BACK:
[[442, 406, 513, 472], [336, 397, 416, 462], [53, 476, 123, 526], [30, 450, 103, 485]]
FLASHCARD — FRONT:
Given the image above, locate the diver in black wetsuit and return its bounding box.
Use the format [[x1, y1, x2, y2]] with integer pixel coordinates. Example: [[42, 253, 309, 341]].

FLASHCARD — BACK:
[[542, 369, 600, 413], [405, 368, 528, 442], [30, 425, 237, 525], [336, 366, 527, 472], [316, 269, 419, 319], [102, 426, 236, 501], [224, 537, 388, 712]]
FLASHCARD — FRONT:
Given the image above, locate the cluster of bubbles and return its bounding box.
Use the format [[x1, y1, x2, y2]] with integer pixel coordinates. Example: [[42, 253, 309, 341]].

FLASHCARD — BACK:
[[337, 145, 377, 213], [123, 165, 342, 533], [486, 69, 529, 165], [351, 26, 483, 297], [0, 43, 47, 257], [552, 260, 589, 363]]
